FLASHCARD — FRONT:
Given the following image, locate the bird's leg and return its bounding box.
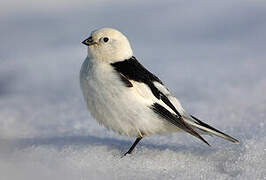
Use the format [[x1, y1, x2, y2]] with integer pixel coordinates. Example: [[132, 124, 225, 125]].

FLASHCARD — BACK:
[[123, 137, 142, 156]]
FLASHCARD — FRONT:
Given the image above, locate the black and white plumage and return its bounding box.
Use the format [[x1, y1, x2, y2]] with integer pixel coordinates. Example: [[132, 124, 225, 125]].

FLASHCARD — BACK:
[[80, 28, 239, 155]]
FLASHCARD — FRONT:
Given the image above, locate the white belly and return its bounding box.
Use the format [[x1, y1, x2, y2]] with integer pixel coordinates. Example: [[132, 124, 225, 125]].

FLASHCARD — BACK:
[[80, 58, 179, 137]]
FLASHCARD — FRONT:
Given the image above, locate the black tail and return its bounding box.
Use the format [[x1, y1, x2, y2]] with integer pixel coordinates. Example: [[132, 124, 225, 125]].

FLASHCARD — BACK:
[[188, 115, 239, 144]]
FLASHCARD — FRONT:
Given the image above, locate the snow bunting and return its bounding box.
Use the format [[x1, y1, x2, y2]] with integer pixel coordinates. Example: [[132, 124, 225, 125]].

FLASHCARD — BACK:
[[80, 28, 239, 156]]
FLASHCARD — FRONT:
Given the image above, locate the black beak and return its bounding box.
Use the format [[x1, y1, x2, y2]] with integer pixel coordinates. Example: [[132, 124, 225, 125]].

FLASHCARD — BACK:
[[82, 36, 96, 46]]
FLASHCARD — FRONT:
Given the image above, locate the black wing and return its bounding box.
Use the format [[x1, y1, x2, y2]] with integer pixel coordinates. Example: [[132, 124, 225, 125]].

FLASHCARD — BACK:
[[111, 57, 181, 117], [118, 73, 133, 87], [111, 57, 209, 145], [152, 103, 210, 145]]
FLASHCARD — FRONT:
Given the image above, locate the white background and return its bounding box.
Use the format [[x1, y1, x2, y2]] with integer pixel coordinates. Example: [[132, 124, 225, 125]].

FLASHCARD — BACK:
[[0, 0, 265, 179]]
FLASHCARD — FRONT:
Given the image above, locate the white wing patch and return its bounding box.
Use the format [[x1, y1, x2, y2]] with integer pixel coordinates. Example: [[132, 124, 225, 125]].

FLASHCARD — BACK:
[[153, 81, 186, 116], [127, 80, 187, 119]]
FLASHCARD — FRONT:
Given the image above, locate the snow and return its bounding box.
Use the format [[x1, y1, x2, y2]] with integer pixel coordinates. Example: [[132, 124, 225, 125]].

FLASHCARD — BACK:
[[0, 0, 266, 179]]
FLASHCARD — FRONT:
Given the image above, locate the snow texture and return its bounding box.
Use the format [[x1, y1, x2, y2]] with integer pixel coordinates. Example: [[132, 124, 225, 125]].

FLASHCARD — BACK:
[[0, 0, 266, 179]]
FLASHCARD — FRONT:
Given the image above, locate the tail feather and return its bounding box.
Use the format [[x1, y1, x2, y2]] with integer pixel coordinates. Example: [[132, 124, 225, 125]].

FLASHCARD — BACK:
[[186, 115, 239, 144]]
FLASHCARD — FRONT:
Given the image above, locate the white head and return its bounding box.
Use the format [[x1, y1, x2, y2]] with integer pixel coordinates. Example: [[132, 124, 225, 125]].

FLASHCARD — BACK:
[[82, 28, 133, 63]]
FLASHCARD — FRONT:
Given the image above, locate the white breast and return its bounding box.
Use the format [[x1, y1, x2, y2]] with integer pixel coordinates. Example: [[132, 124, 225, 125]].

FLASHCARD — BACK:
[[80, 57, 179, 137]]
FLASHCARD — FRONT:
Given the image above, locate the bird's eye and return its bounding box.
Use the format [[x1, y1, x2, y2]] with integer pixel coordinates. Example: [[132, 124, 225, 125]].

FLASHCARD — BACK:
[[103, 37, 109, 42]]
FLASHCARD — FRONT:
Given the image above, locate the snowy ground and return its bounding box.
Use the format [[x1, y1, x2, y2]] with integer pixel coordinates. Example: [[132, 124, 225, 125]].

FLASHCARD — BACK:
[[0, 0, 266, 179]]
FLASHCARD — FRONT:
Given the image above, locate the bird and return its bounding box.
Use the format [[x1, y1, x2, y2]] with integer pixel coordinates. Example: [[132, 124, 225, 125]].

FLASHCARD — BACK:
[[80, 28, 239, 156]]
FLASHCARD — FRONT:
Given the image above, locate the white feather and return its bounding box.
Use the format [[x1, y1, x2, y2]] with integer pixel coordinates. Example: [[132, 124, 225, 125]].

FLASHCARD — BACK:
[[80, 57, 179, 137]]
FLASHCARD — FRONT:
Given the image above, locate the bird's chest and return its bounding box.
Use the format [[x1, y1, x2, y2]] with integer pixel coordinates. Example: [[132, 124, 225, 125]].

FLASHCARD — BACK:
[[80, 60, 128, 121], [87, 63, 122, 97]]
